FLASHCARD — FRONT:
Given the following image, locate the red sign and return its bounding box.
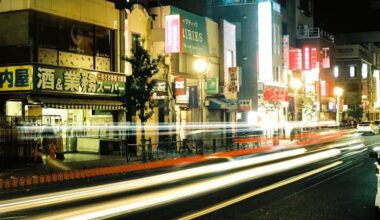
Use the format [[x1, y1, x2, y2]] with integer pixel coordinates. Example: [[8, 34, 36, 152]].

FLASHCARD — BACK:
[[165, 15, 183, 53], [311, 48, 318, 69], [174, 77, 186, 95], [289, 48, 302, 70], [303, 47, 311, 70], [321, 47, 330, 68], [263, 87, 288, 103], [303, 46, 318, 70]]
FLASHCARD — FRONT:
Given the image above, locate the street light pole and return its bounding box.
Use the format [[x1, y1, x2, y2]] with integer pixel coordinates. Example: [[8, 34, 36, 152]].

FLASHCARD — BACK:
[[334, 87, 344, 127], [291, 79, 302, 121]]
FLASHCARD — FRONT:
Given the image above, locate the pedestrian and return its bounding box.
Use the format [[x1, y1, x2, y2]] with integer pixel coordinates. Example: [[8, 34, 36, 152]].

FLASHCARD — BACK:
[[42, 125, 55, 163]]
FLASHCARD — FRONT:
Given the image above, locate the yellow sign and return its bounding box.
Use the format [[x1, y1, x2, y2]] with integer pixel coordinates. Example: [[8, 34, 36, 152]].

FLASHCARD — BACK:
[[0, 65, 33, 91]]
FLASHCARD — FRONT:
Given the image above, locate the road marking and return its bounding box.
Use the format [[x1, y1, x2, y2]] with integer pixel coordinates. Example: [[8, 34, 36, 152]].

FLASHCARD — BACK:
[[177, 161, 343, 220]]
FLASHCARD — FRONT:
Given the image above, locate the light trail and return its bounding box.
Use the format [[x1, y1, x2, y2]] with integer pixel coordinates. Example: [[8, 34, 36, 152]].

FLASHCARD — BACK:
[[178, 161, 343, 220], [0, 149, 306, 213], [32, 149, 341, 220]]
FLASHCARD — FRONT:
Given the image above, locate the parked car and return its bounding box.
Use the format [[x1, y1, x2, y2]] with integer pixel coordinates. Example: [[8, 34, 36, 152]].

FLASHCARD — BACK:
[[357, 121, 379, 135]]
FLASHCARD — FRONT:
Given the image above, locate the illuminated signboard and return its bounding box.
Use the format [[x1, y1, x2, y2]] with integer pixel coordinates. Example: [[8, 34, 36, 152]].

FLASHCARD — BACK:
[[289, 48, 302, 70], [321, 47, 330, 68], [33, 66, 126, 96], [0, 66, 33, 91], [303, 47, 311, 70], [258, 0, 272, 82], [170, 6, 208, 55], [303, 47, 318, 70], [174, 77, 186, 96], [165, 14, 183, 53]]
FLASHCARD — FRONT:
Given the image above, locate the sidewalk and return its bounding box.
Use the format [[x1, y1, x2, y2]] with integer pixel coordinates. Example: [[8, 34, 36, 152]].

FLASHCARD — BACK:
[[0, 128, 352, 189]]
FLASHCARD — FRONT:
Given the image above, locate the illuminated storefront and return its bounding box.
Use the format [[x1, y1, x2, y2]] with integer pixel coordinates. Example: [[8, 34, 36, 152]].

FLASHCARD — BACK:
[[0, 1, 124, 162]]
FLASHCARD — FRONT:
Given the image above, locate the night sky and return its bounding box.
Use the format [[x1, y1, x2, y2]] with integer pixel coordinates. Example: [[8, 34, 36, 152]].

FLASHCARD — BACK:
[[314, 0, 380, 34]]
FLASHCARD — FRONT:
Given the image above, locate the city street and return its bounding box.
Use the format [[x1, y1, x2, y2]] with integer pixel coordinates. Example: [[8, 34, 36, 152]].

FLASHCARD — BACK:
[[1, 132, 379, 219]]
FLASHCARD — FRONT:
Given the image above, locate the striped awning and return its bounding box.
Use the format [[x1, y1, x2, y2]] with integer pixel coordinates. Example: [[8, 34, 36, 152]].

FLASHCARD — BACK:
[[33, 96, 124, 110]]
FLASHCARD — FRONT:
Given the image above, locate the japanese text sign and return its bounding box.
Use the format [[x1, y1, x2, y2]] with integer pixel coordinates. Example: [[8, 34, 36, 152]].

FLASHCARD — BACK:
[[170, 6, 208, 56], [0, 66, 33, 91], [33, 66, 126, 96]]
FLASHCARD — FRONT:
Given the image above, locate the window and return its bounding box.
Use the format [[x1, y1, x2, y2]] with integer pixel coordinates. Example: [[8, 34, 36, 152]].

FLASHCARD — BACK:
[[132, 33, 141, 52], [299, 0, 312, 16], [33, 12, 114, 71], [273, 65, 280, 82], [349, 66, 356, 77], [282, 22, 288, 35], [226, 50, 234, 68]]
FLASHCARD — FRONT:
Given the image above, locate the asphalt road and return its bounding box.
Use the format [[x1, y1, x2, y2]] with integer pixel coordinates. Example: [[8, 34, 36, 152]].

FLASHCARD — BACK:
[[126, 134, 380, 220], [1, 133, 380, 220]]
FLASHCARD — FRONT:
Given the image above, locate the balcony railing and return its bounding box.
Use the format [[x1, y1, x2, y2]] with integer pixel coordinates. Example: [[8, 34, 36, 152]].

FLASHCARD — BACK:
[[297, 27, 335, 43], [212, 0, 256, 7]]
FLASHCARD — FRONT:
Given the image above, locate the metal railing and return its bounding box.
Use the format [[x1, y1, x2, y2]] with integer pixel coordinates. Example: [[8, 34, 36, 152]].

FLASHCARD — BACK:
[[297, 27, 335, 43], [212, 0, 256, 7]]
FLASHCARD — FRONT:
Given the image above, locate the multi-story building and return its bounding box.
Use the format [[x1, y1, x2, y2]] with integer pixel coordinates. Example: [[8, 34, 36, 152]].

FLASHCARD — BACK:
[[0, 0, 124, 163], [108, 1, 238, 148], [282, 0, 336, 123], [209, 0, 286, 137]]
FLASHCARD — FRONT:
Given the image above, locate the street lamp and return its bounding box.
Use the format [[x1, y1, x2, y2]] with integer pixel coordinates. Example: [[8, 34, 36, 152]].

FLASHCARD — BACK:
[[334, 87, 344, 127], [291, 79, 302, 121]]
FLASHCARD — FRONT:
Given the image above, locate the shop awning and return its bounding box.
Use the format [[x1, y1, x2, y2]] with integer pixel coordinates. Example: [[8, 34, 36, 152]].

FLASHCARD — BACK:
[[208, 98, 238, 111], [32, 96, 124, 110]]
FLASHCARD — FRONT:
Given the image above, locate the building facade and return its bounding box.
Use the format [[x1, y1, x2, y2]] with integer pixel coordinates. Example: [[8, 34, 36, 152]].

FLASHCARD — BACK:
[[0, 0, 124, 163]]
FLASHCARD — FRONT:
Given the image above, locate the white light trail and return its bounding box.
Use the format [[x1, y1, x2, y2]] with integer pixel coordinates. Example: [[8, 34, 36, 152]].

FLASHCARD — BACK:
[[33, 149, 341, 220], [0, 149, 306, 213]]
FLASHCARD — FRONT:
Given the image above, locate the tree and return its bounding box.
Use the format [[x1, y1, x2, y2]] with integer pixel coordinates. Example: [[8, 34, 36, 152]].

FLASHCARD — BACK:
[[347, 104, 363, 122], [124, 43, 163, 161]]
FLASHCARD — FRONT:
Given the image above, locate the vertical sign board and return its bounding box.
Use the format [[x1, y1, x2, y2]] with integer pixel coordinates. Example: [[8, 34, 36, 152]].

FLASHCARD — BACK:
[[207, 77, 218, 95], [174, 77, 186, 95], [165, 14, 183, 53], [188, 86, 198, 108], [311, 48, 318, 69], [282, 35, 289, 69], [303, 47, 311, 70], [289, 48, 302, 70], [228, 67, 239, 92], [321, 47, 330, 68], [170, 6, 208, 56]]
